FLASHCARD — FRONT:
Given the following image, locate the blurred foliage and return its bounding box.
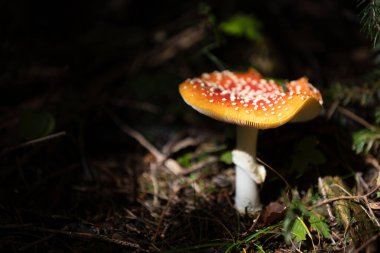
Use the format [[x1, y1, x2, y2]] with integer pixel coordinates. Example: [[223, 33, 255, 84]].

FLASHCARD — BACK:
[[352, 128, 380, 154], [198, 2, 216, 26], [220, 151, 232, 165], [219, 14, 263, 42], [329, 69, 380, 157], [375, 107, 380, 124], [124, 71, 180, 102], [198, 4, 265, 70], [19, 109, 55, 140], [340, 12, 380, 156], [290, 136, 326, 175], [359, 0, 380, 46], [329, 80, 380, 107], [177, 152, 193, 167], [329, 2, 380, 156]]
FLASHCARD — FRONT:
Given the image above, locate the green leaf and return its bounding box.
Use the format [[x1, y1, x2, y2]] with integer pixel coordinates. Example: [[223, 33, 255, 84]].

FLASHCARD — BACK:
[[19, 109, 55, 140], [198, 2, 216, 25], [284, 197, 332, 244], [309, 213, 331, 238], [254, 243, 266, 253], [220, 151, 232, 165], [290, 136, 326, 173], [291, 217, 307, 242], [177, 153, 192, 167], [219, 14, 262, 41], [198, 2, 212, 16]]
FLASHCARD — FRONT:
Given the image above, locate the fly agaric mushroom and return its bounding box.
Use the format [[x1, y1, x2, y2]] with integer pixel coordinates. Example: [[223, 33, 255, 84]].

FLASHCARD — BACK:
[[179, 69, 323, 214]]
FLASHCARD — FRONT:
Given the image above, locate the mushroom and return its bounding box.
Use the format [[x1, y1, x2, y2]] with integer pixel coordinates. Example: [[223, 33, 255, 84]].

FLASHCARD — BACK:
[[178, 69, 323, 214]]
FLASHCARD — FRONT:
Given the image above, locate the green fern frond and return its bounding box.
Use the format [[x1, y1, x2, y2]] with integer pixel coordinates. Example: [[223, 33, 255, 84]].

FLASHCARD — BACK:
[[359, 0, 380, 46]]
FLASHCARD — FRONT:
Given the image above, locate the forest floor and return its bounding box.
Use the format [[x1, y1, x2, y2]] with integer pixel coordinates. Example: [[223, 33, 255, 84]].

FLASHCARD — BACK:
[[1, 1, 380, 252], [1, 77, 379, 252]]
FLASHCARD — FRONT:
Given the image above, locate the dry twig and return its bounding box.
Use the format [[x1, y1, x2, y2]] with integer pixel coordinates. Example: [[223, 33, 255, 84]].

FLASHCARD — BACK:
[[317, 177, 335, 222], [312, 185, 380, 209], [365, 155, 380, 171], [336, 106, 376, 131], [0, 131, 66, 156], [130, 22, 206, 72], [0, 225, 148, 251], [108, 111, 183, 175], [256, 157, 291, 190], [353, 232, 380, 253]]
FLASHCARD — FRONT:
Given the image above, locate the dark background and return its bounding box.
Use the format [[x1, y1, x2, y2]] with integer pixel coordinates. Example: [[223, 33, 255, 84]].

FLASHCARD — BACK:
[[0, 0, 375, 252]]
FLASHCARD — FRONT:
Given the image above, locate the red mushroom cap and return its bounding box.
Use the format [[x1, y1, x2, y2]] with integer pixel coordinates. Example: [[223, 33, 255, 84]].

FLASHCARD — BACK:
[[179, 69, 323, 129]]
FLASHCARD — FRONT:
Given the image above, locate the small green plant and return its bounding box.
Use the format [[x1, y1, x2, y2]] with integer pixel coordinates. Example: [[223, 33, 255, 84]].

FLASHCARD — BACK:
[[220, 151, 233, 165], [329, 70, 380, 158], [198, 2, 216, 26], [177, 152, 193, 167], [166, 224, 281, 253], [219, 14, 263, 42], [329, 82, 380, 106], [19, 109, 56, 140], [283, 198, 331, 245], [224, 224, 281, 253]]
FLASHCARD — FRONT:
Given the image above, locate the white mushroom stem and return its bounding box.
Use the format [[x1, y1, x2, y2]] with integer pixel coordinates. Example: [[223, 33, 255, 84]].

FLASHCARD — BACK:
[[233, 125, 266, 214]]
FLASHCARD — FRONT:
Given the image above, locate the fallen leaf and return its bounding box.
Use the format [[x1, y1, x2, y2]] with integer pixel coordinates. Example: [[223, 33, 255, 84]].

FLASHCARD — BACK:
[[261, 201, 286, 224]]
